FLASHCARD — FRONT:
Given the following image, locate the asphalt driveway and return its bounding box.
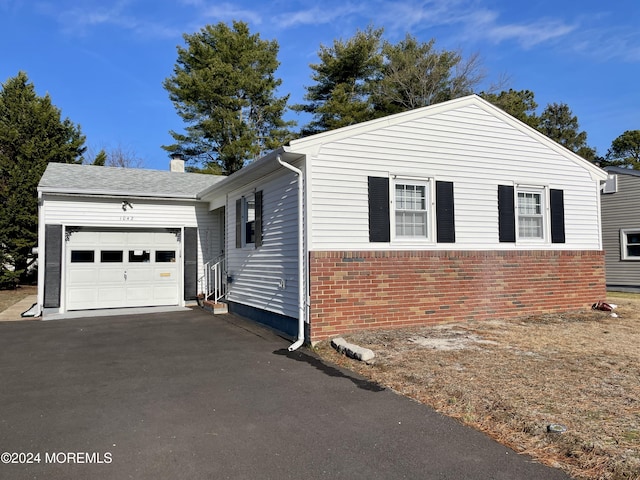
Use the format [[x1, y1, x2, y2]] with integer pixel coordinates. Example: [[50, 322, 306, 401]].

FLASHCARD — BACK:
[[0, 309, 570, 479]]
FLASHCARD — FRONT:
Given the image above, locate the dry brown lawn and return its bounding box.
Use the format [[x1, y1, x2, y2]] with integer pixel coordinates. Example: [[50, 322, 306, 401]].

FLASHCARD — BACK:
[[0, 285, 37, 313], [315, 293, 640, 480]]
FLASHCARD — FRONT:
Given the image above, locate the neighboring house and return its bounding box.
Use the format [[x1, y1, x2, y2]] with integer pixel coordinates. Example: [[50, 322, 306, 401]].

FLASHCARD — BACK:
[[600, 166, 640, 290], [37, 95, 608, 346]]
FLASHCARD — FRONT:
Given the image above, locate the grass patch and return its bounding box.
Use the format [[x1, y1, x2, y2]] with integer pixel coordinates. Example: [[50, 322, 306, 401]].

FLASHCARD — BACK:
[[0, 285, 37, 313], [315, 296, 640, 480]]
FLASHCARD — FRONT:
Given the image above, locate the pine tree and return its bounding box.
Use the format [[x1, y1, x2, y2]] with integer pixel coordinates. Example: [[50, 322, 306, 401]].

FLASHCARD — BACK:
[[164, 21, 294, 174]]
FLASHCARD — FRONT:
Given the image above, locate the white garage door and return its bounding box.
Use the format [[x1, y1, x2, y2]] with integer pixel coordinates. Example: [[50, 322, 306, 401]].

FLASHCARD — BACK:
[[66, 229, 180, 311]]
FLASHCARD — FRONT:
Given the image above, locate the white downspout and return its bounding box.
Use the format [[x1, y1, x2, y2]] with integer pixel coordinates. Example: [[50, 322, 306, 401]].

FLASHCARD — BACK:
[[277, 154, 305, 351]]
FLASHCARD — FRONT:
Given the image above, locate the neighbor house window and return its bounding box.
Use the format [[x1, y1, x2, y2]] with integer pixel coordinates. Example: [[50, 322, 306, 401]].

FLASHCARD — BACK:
[[394, 180, 430, 239], [621, 230, 640, 260], [517, 189, 544, 240]]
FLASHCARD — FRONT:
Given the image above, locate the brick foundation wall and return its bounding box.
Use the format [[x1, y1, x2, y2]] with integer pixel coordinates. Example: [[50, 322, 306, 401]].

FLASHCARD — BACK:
[[309, 250, 605, 341]]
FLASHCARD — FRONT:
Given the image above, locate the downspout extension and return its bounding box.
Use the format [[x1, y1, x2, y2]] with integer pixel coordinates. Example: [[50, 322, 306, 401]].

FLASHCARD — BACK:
[[277, 154, 305, 352]]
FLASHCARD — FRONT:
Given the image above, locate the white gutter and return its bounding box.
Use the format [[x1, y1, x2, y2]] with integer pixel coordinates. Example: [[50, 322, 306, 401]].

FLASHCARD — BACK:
[[277, 154, 305, 351]]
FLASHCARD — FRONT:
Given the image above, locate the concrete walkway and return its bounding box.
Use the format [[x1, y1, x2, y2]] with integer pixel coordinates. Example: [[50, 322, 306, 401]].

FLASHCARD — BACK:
[[0, 294, 38, 321]]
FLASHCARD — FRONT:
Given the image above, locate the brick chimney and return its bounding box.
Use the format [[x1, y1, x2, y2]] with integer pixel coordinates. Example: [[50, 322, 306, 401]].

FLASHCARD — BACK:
[[170, 153, 185, 173]]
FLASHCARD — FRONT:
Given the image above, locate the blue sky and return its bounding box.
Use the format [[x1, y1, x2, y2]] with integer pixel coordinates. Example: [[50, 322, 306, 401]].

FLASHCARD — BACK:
[[1, 0, 638, 170]]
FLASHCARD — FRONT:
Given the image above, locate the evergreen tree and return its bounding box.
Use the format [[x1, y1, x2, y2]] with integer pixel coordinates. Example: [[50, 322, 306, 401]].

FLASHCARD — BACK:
[[295, 27, 485, 134], [480, 89, 539, 128], [604, 130, 640, 169], [164, 21, 294, 174], [539, 103, 596, 161], [0, 72, 85, 287], [92, 149, 107, 166], [293, 26, 384, 135]]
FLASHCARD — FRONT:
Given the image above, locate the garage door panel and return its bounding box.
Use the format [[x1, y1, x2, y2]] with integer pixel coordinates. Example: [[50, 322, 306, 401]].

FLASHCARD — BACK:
[[97, 288, 125, 303], [126, 268, 154, 282], [98, 269, 125, 282], [97, 232, 126, 245], [67, 287, 99, 310], [122, 287, 150, 301], [154, 286, 178, 300], [152, 232, 178, 247], [68, 267, 99, 285]]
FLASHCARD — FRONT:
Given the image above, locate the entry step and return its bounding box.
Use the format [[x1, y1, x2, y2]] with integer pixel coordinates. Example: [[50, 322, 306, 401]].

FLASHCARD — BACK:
[[202, 300, 228, 314]]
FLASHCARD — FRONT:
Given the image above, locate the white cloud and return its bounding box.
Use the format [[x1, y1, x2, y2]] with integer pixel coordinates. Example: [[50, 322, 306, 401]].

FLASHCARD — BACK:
[[275, 3, 367, 28], [198, 2, 263, 25], [482, 19, 577, 48]]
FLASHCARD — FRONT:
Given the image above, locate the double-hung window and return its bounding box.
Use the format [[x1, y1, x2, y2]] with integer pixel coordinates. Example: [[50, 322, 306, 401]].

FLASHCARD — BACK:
[[394, 180, 430, 239], [517, 189, 544, 240]]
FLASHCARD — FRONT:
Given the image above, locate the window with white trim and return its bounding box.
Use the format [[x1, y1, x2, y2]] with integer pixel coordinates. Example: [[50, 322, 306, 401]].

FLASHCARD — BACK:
[[393, 180, 430, 239], [517, 188, 545, 240], [621, 229, 640, 260]]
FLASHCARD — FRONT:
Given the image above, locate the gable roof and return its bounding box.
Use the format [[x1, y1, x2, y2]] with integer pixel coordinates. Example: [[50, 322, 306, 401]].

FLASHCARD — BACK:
[[38, 163, 225, 200]]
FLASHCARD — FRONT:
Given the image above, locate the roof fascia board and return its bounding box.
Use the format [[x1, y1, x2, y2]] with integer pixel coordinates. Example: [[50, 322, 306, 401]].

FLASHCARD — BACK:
[[38, 189, 201, 201]]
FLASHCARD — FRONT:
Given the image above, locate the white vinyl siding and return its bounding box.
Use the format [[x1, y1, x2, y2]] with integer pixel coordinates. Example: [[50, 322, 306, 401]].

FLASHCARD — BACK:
[[305, 103, 601, 251], [226, 170, 300, 319]]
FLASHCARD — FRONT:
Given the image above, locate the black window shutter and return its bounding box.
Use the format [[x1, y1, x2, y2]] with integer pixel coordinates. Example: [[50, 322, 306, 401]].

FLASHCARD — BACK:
[[436, 181, 455, 243], [235, 198, 242, 248], [550, 189, 566, 243], [183, 227, 198, 301], [255, 190, 263, 248], [43, 224, 63, 308], [368, 176, 390, 242], [498, 185, 516, 243]]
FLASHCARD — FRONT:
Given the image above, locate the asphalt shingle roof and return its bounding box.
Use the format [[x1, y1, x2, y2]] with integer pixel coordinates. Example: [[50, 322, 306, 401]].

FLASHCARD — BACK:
[[38, 163, 225, 199]]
